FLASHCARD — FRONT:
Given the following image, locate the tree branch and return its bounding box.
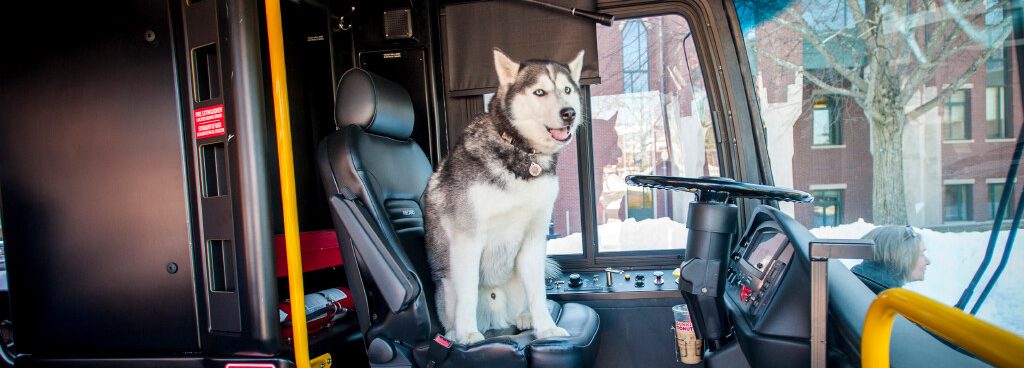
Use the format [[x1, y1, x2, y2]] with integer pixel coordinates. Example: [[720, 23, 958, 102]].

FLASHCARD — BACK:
[[775, 8, 869, 91], [906, 22, 1011, 120], [751, 44, 865, 101], [846, 0, 874, 44], [902, 33, 970, 102]]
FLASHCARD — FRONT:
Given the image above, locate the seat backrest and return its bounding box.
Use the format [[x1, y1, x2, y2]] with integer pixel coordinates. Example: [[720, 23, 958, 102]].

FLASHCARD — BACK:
[[317, 68, 438, 345]]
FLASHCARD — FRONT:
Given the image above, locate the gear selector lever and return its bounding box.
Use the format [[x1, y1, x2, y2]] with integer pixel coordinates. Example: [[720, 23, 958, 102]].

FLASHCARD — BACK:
[[604, 268, 623, 287]]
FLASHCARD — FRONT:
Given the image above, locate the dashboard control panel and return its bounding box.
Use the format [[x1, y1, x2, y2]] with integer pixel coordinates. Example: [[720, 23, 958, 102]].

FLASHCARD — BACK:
[[545, 268, 679, 295], [725, 224, 794, 322]]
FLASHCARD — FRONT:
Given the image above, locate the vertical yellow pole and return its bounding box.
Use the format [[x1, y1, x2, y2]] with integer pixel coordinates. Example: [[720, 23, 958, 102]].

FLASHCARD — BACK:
[[263, 1, 310, 367]]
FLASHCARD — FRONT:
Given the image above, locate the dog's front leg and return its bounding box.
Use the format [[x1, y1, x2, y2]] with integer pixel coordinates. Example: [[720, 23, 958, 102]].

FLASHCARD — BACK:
[[448, 232, 485, 344], [517, 229, 569, 339]]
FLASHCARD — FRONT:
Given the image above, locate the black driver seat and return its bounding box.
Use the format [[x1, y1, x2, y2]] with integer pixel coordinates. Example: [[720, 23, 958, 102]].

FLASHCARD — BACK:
[[317, 68, 600, 367]]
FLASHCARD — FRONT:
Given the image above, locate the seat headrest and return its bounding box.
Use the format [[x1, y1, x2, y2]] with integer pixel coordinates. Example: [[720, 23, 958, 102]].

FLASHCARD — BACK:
[[334, 68, 415, 140]]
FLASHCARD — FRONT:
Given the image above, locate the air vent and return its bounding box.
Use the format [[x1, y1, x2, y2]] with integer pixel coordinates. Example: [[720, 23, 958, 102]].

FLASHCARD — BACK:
[[383, 9, 413, 40]]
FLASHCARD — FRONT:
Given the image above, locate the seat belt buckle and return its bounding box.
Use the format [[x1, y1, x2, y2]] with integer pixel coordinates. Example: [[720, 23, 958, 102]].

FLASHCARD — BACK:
[[426, 334, 454, 368]]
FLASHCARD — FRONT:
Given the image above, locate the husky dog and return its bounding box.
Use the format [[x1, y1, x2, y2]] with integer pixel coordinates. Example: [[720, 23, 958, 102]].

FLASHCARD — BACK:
[[424, 49, 585, 344]]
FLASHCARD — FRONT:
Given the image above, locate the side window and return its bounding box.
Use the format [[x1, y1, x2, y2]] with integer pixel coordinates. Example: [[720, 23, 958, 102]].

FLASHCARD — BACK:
[[546, 13, 720, 256]]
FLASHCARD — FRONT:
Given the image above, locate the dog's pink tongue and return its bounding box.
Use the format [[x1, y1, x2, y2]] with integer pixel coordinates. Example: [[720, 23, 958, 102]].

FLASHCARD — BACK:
[[549, 127, 570, 141]]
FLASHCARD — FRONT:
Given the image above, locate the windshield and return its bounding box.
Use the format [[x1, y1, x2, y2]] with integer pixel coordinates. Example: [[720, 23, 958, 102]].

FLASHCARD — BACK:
[[734, 0, 1022, 336]]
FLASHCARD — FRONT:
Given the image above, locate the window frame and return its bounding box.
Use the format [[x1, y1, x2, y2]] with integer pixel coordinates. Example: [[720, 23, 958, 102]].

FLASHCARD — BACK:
[[986, 86, 1009, 139], [944, 183, 974, 222], [621, 19, 650, 94], [811, 95, 842, 146], [811, 188, 844, 226], [944, 89, 972, 141], [552, 4, 738, 271], [988, 179, 1015, 219]]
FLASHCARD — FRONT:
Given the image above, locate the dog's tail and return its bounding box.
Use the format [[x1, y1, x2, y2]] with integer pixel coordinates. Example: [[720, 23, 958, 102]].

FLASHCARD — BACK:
[[545, 257, 563, 279]]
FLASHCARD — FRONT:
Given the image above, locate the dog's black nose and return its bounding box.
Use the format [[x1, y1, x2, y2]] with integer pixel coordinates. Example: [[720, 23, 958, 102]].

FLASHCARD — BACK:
[[560, 108, 576, 123]]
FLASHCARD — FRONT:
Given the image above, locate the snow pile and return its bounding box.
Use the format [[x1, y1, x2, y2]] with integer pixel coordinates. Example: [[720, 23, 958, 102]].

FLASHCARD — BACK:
[[547, 217, 688, 255], [812, 220, 1024, 337], [548, 217, 1023, 336]]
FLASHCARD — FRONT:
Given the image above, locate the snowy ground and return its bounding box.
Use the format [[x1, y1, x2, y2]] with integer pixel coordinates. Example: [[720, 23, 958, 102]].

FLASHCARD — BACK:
[[812, 220, 1023, 337], [548, 218, 1023, 336]]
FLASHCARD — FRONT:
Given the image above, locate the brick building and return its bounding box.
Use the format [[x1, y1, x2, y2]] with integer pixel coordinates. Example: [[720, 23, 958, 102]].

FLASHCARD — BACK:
[[750, 2, 1024, 228]]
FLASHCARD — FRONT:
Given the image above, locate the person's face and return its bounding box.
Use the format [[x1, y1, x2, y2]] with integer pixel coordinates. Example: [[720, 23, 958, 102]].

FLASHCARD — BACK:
[[908, 243, 930, 282]]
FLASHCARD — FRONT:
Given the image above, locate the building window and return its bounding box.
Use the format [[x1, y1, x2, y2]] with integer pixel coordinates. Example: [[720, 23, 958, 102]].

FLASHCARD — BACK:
[[987, 87, 1010, 139], [621, 20, 649, 93], [944, 89, 971, 140], [812, 189, 844, 227], [944, 184, 974, 222], [812, 96, 841, 145], [989, 181, 1015, 219]]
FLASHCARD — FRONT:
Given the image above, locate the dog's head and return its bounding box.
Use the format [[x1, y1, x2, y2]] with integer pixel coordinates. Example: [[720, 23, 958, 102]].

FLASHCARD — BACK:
[[491, 48, 585, 155]]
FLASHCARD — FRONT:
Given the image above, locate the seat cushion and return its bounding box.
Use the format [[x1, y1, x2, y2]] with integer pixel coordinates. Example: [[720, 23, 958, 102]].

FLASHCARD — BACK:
[[412, 301, 600, 368]]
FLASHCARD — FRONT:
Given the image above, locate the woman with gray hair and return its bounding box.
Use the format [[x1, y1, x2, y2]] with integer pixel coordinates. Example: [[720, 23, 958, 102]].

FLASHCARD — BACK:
[[850, 225, 931, 294]]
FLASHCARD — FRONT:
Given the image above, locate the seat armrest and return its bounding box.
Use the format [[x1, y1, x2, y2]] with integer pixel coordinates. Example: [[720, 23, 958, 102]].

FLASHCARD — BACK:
[[330, 195, 421, 313]]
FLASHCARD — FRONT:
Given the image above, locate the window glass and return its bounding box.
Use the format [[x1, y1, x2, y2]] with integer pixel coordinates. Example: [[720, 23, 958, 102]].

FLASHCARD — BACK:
[[812, 189, 843, 226], [812, 96, 841, 145], [622, 20, 650, 94], [591, 14, 718, 253], [735, 0, 1022, 336], [987, 87, 1008, 139], [988, 180, 1015, 219], [944, 183, 974, 222], [945, 90, 970, 140], [548, 138, 586, 255]]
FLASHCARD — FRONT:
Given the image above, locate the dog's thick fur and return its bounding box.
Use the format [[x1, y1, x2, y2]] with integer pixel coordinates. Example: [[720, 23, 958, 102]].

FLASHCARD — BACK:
[[424, 49, 585, 344]]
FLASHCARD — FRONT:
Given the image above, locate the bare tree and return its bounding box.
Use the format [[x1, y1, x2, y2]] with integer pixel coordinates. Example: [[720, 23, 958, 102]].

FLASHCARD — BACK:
[[742, 0, 1012, 224]]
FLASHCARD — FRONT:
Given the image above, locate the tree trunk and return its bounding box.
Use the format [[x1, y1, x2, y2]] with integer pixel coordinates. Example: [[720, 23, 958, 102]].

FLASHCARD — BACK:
[[868, 71, 909, 225]]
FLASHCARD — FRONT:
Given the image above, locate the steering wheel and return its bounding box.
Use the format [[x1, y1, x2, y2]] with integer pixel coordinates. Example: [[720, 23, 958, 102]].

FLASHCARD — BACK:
[[625, 175, 813, 204]]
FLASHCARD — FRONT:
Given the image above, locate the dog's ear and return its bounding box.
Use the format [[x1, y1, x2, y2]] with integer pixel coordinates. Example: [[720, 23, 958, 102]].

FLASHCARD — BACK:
[[493, 48, 520, 86], [568, 49, 585, 83]]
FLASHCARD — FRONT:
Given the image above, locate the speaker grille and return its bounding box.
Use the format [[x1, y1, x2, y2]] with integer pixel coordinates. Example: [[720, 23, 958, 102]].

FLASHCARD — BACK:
[[383, 9, 413, 40]]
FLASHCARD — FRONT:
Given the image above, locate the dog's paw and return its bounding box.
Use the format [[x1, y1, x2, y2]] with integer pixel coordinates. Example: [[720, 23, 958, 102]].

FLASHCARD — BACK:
[[535, 326, 570, 339], [515, 313, 533, 330], [454, 331, 485, 345]]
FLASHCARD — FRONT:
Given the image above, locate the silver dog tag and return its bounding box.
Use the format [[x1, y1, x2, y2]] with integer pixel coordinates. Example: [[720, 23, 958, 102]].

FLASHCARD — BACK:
[[529, 162, 542, 177]]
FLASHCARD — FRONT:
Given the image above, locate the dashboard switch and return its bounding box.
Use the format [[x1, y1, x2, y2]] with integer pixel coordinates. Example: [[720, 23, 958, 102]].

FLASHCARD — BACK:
[[653, 271, 664, 285], [568, 273, 583, 288], [740, 284, 753, 302]]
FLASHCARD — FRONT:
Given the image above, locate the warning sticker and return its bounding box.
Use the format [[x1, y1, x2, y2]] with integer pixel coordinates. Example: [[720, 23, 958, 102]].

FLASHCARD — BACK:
[[193, 104, 225, 139]]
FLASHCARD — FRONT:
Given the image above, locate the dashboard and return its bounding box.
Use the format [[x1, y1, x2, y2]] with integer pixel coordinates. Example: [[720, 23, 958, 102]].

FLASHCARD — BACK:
[[545, 268, 680, 299], [724, 206, 812, 366]]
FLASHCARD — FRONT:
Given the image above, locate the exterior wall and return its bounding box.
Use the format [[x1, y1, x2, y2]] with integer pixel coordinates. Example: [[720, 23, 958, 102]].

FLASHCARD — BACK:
[[791, 90, 874, 225]]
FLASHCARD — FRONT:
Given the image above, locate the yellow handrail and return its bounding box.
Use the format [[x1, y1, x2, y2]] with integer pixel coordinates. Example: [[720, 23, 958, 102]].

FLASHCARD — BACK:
[[263, 1, 310, 367], [862, 288, 1024, 368]]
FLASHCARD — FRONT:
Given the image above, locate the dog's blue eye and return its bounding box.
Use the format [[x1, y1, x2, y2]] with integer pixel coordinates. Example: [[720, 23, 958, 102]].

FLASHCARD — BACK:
[[564, 86, 572, 94], [533, 89, 546, 96]]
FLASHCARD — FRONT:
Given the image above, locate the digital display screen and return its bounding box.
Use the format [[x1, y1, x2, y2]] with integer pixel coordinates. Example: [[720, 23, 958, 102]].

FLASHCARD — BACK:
[[744, 231, 787, 274]]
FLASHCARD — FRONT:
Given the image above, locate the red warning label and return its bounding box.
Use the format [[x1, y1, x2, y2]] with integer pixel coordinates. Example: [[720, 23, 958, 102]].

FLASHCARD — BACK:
[[194, 104, 225, 139]]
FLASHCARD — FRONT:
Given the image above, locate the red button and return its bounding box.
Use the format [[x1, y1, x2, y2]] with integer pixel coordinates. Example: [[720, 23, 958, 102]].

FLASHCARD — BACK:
[[740, 285, 753, 302]]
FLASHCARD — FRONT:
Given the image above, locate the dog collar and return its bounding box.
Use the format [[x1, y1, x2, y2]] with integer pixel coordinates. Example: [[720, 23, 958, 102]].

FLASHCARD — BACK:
[[500, 132, 542, 177]]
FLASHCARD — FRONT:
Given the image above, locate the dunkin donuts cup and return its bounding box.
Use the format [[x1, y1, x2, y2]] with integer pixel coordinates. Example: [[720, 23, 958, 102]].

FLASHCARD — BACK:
[[672, 304, 703, 364]]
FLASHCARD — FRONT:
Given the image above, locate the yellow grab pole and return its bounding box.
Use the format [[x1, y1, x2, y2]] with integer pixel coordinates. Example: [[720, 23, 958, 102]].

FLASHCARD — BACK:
[[862, 288, 1024, 368], [263, 0, 310, 367]]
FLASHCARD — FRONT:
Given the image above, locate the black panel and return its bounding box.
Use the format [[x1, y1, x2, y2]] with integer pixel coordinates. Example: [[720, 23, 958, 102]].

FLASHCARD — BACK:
[[359, 48, 433, 158], [569, 298, 683, 368], [0, 0, 199, 356]]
